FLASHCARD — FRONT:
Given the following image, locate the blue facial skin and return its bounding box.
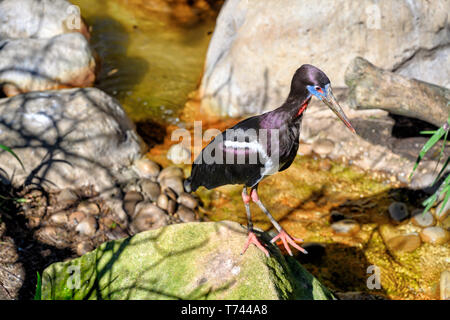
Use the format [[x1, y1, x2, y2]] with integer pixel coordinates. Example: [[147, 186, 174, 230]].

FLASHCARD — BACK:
[[306, 83, 330, 100]]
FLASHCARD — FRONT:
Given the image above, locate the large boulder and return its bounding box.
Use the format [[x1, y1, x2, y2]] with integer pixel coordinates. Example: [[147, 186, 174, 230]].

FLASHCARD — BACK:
[[41, 221, 335, 300], [0, 88, 145, 192], [0, 33, 96, 96], [0, 0, 89, 40], [200, 0, 450, 117]]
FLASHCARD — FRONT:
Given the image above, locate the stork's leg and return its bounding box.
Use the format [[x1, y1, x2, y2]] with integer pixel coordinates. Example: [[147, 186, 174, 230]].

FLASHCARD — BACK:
[[250, 186, 307, 256], [241, 187, 269, 257]]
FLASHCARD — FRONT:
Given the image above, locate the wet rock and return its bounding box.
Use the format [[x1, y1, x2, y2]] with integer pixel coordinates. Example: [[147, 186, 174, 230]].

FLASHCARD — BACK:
[[411, 209, 435, 228], [436, 200, 450, 221], [160, 176, 185, 195], [156, 194, 169, 211], [167, 143, 191, 165], [75, 241, 94, 256], [388, 202, 409, 222], [440, 270, 450, 300], [68, 211, 86, 228], [0, 33, 96, 96], [331, 219, 360, 235], [123, 191, 144, 219], [176, 205, 196, 223], [0, 88, 144, 192], [56, 189, 78, 204], [49, 212, 68, 226], [132, 202, 169, 232], [134, 157, 160, 179], [313, 139, 335, 157], [75, 217, 98, 237], [177, 192, 198, 210], [297, 143, 313, 156], [0, 0, 90, 39], [420, 227, 450, 245], [167, 199, 177, 215], [157, 166, 184, 182], [140, 180, 160, 202], [77, 202, 100, 216], [386, 234, 421, 253]]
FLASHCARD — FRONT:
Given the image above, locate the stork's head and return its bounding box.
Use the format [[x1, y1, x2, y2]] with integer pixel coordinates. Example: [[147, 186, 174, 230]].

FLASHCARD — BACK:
[[290, 64, 356, 134]]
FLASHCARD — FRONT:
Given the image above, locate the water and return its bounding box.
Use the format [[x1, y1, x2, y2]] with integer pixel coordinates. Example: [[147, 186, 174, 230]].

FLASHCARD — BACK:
[[71, 0, 216, 125]]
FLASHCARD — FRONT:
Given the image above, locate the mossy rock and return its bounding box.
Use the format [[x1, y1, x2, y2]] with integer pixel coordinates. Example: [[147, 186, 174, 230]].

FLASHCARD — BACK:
[[41, 221, 335, 300]]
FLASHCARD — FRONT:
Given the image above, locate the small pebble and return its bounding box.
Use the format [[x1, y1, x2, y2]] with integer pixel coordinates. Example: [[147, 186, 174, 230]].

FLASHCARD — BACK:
[[440, 270, 450, 300], [388, 202, 409, 222], [297, 143, 313, 156], [420, 226, 449, 245], [411, 209, 435, 227], [133, 203, 168, 232], [123, 191, 144, 218], [49, 212, 68, 225], [331, 219, 360, 235], [75, 241, 94, 256], [436, 200, 450, 221], [166, 143, 191, 164], [157, 194, 169, 210], [68, 211, 86, 228], [176, 205, 196, 222], [140, 180, 160, 202], [77, 202, 100, 216], [134, 157, 160, 178], [56, 189, 78, 203], [177, 192, 198, 210], [313, 139, 335, 157], [167, 199, 177, 214], [160, 176, 184, 195], [386, 234, 421, 253], [75, 217, 98, 237], [157, 166, 184, 182]]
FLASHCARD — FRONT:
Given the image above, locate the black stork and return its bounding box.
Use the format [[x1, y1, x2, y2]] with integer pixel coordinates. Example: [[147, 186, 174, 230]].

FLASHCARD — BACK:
[[185, 64, 356, 257]]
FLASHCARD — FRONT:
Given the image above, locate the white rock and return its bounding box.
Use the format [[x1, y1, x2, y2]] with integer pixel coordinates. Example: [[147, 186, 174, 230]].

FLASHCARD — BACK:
[[167, 143, 191, 165], [200, 0, 449, 117]]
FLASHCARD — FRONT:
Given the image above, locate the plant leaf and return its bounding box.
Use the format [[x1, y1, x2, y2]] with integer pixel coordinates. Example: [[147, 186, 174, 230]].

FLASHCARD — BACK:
[[0, 144, 24, 170]]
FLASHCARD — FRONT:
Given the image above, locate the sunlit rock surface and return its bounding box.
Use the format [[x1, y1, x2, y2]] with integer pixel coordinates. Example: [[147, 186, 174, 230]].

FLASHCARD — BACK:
[[0, 88, 144, 192], [41, 221, 335, 300]]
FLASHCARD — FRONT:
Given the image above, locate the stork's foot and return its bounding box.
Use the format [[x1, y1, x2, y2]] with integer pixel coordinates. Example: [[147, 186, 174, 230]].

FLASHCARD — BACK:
[[242, 231, 269, 257], [271, 230, 308, 256]]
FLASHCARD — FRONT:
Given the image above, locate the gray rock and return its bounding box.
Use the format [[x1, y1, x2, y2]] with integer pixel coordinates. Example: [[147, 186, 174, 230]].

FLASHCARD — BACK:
[[140, 179, 161, 202], [176, 205, 196, 223], [166, 143, 191, 165], [56, 189, 78, 204], [132, 202, 169, 232], [75, 217, 98, 237], [440, 270, 450, 300], [385, 234, 421, 253], [411, 209, 435, 228], [123, 191, 144, 219], [133, 157, 160, 179], [420, 226, 450, 245], [331, 219, 360, 235], [0, 33, 96, 96], [157, 166, 184, 182], [177, 192, 198, 210], [0, 0, 89, 40], [388, 202, 409, 222], [0, 88, 144, 192], [200, 0, 449, 117], [159, 176, 185, 195], [156, 194, 169, 211]]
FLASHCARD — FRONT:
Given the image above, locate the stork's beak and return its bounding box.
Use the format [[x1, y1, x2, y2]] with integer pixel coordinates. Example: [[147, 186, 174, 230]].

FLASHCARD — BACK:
[[323, 87, 356, 134]]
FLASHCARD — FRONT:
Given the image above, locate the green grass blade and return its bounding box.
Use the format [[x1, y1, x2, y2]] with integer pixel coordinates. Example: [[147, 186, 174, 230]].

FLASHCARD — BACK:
[[34, 272, 42, 300], [0, 144, 24, 170]]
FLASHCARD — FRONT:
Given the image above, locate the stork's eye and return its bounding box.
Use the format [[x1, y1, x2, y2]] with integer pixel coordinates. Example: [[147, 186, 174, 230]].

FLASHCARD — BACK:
[[315, 86, 323, 93]]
